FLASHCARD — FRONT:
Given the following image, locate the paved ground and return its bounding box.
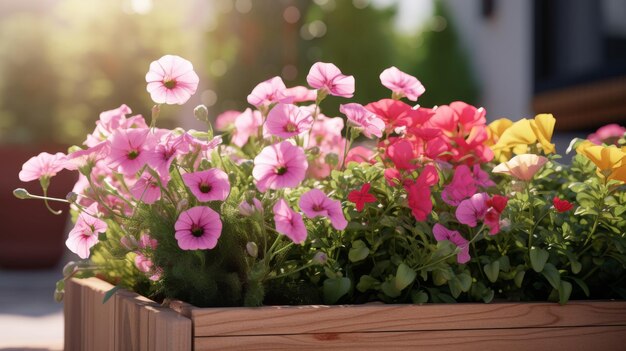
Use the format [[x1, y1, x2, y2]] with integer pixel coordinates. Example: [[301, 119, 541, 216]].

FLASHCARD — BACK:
[[0, 263, 65, 350]]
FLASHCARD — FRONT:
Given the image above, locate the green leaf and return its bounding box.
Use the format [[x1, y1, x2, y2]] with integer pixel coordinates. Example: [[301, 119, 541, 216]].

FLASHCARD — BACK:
[[348, 240, 370, 262], [530, 247, 549, 272], [103, 285, 122, 304], [395, 263, 416, 291], [323, 277, 351, 304], [558, 281, 573, 305], [498, 256, 511, 272], [570, 260, 582, 274], [411, 290, 429, 304], [448, 276, 462, 298], [483, 261, 500, 283], [457, 272, 473, 292], [482, 289, 495, 303], [541, 263, 561, 290], [356, 275, 379, 293], [571, 277, 590, 297], [380, 280, 402, 298], [514, 271, 525, 288]]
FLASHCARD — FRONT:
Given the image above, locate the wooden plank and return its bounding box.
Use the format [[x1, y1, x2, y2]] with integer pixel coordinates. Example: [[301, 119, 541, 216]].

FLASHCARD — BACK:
[[64, 277, 83, 351], [194, 325, 626, 351], [78, 277, 116, 351], [191, 301, 626, 337], [153, 306, 193, 351]]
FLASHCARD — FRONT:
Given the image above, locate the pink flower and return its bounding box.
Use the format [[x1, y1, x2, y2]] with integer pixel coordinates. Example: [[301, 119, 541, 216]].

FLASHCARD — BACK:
[[484, 195, 508, 234], [134, 253, 153, 273], [146, 55, 199, 105], [247, 76, 292, 108], [306, 62, 355, 98], [347, 183, 377, 212], [273, 199, 307, 244], [340, 103, 385, 139], [432, 224, 470, 264], [174, 206, 222, 250], [299, 189, 347, 230], [138, 233, 158, 250], [283, 86, 317, 103], [386, 139, 417, 170], [553, 196, 574, 213], [588, 124, 626, 145], [456, 193, 508, 234], [379, 66, 425, 101], [182, 168, 230, 202], [130, 171, 163, 204], [253, 141, 308, 192], [472, 164, 495, 188], [492, 154, 548, 181], [441, 165, 477, 206], [232, 108, 264, 147], [19, 152, 69, 182], [239, 198, 264, 216], [345, 146, 375, 165], [67, 141, 110, 169], [65, 204, 107, 259], [405, 166, 438, 221], [107, 128, 154, 176], [215, 110, 240, 131], [265, 103, 314, 138], [147, 132, 192, 178]]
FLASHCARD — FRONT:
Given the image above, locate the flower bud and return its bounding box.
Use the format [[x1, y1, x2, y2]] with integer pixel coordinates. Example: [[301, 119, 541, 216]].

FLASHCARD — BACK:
[[246, 242, 259, 258], [307, 146, 321, 156], [120, 235, 138, 250], [194, 104, 209, 122], [62, 261, 78, 277], [13, 188, 31, 199], [324, 153, 339, 167], [239, 198, 264, 216], [312, 251, 328, 265]]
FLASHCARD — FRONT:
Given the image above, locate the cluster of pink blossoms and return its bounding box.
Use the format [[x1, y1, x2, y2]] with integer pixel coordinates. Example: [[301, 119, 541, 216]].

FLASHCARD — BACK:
[[19, 55, 521, 276]]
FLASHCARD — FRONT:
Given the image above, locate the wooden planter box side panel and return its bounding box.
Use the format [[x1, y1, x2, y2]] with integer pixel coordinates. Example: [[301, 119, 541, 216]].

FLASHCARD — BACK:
[[64, 278, 192, 351]]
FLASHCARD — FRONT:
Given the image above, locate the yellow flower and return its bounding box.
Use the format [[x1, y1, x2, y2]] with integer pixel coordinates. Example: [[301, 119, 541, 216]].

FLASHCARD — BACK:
[[491, 114, 556, 157], [487, 118, 514, 162], [529, 114, 556, 154], [576, 140, 626, 181]]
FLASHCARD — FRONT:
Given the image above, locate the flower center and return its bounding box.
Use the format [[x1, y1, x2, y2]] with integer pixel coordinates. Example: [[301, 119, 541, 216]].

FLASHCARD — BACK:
[[284, 122, 297, 133], [275, 166, 287, 175], [312, 204, 324, 212], [127, 150, 140, 160], [163, 78, 177, 89], [191, 225, 204, 237], [199, 183, 212, 193]]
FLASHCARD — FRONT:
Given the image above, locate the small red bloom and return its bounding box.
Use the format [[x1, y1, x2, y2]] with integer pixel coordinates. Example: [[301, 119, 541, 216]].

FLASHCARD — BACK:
[[553, 197, 574, 213], [348, 183, 377, 212]]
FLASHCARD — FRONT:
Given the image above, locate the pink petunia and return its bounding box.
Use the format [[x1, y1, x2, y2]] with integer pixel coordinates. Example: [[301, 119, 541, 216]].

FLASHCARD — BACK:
[[588, 124, 626, 145], [174, 206, 222, 250], [134, 253, 153, 273], [386, 139, 417, 171], [65, 204, 107, 259], [146, 55, 199, 105], [492, 154, 548, 181], [283, 86, 317, 103], [232, 108, 264, 147], [67, 141, 110, 170], [273, 199, 307, 244], [472, 164, 495, 188], [147, 132, 192, 179], [432, 224, 470, 264], [306, 62, 355, 98], [340, 103, 385, 139], [247, 76, 292, 108], [19, 152, 69, 182], [107, 128, 155, 176], [265, 103, 314, 138], [404, 167, 438, 222], [483, 195, 508, 234], [455, 193, 489, 228], [252, 141, 308, 192], [215, 110, 240, 131], [299, 189, 347, 230], [138, 233, 158, 250], [239, 198, 264, 216], [130, 171, 163, 204], [345, 146, 375, 165], [441, 165, 477, 206], [379, 66, 425, 101], [182, 168, 230, 202]]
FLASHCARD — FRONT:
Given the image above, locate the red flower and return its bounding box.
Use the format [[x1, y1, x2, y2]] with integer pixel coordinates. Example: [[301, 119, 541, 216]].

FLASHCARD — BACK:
[[553, 197, 574, 213], [348, 183, 377, 212]]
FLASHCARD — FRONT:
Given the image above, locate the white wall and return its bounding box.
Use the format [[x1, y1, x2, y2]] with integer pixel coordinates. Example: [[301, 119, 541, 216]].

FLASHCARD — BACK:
[[443, 0, 533, 122]]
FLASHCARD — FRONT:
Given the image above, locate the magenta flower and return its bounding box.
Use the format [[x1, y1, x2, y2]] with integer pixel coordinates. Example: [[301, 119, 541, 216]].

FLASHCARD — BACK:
[[253, 141, 308, 192], [379, 66, 425, 101], [347, 183, 377, 212], [432, 224, 470, 264], [182, 168, 230, 202], [232, 108, 264, 147], [65, 204, 107, 259], [273, 199, 307, 244], [138, 233, 158, 250], [299, 189, 347, 230], [455, 193, 489, 227], [146, 55, 199, 105], [340, 103, 385, 139], [588, 124, 626, 145], [441, 165, 477, 206], [19, 152, 69, 182], [107, 128, 154, 176], [247, 76, 292, 108], [67, 141, 110, 170], [130, 171, 163, 204], [174, 206, 222, 250], [239, 198, 264, 216], [265, 103, 314, 138], [306, 62, 355, 98]]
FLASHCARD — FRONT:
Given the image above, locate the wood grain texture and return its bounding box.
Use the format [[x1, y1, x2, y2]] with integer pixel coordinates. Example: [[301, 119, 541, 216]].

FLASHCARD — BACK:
[[194, 326, 626, 351], [191, 300, 626, 337], [64, 278, 192, 351]]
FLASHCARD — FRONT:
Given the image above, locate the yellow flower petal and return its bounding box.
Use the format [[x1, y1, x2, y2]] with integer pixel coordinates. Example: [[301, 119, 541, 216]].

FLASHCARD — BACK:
[[529, 114, 556, 154], [487, 118, 513, 146], [577, 142, 626, 174], [493, 118, 537, 151]]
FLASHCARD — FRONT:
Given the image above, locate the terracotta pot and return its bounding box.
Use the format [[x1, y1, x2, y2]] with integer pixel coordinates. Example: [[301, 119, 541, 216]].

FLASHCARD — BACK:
[[65, 277, 626, 351], [0, 144, 76, 269]]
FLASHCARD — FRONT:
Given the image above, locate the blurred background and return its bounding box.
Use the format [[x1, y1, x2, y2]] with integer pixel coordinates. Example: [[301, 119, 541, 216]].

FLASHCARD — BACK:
[[0, 0, 625, 349]]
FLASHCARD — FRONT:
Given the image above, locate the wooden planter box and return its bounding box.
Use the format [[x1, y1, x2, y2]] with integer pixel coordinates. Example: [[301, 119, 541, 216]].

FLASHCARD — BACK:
[[64, 277, 626, 351]]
